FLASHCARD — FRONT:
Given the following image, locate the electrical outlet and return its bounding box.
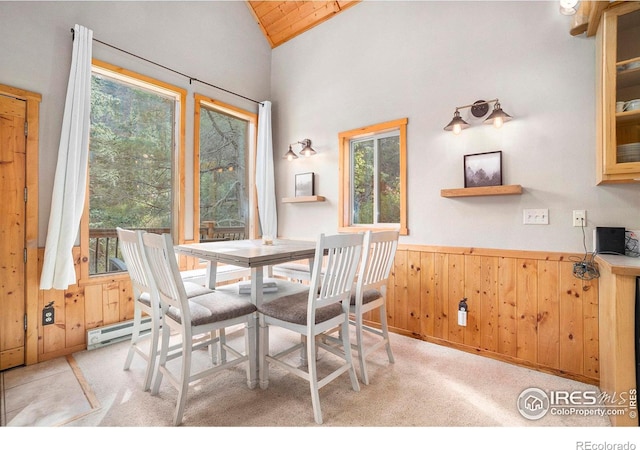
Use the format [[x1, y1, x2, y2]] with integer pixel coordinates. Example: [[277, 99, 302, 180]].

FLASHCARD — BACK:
[[42, 307, 54, 326], [573, 210, 586, 227], [458, 298, 468, 327], [42, 301, 55, 326]]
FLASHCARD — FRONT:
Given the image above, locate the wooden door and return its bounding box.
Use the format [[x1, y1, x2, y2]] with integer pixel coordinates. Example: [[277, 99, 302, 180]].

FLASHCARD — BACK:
[[0, 93, 26, 370]]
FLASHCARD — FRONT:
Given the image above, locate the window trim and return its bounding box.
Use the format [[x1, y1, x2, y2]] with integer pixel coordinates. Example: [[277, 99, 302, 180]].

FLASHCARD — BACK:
[[338, 117, 408, 235], [80, 59, 187, 285], [193, 94, 259, 245]]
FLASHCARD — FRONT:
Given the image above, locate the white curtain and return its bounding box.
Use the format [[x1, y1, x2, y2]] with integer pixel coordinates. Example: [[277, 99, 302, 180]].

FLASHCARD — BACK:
[[256, 101, 278, 239], [40, 24, 93, 290]]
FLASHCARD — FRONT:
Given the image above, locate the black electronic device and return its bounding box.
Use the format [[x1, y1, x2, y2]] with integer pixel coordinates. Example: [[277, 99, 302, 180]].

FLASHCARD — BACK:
[[595, 227, 626, 255]]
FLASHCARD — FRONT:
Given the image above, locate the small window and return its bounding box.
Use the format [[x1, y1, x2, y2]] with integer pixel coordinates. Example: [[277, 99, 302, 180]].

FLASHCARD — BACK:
[[338, 118, 408, 235]]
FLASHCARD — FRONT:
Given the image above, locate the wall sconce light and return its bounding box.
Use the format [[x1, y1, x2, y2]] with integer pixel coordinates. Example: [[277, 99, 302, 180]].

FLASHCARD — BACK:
[[444, 99, 512, 134], [283, 138, 316, 161], [559, 0, 579, 16]]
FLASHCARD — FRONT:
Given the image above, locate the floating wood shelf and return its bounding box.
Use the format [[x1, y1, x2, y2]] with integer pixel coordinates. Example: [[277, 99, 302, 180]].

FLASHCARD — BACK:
[[282, 195, 326, 203], [441, 185, 523, 198]]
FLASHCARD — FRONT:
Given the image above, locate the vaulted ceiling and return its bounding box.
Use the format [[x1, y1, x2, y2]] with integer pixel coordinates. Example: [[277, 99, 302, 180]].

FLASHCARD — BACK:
[[246, 1, 614, 48], [246, 1, 361, 48]]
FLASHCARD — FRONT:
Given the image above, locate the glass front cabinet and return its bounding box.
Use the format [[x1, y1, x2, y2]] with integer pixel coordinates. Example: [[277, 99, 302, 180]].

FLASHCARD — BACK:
[[597, 2, 640, 184]]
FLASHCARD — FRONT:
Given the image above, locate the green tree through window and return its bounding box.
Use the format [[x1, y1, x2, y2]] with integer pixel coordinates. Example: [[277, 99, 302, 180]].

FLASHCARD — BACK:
[[351, 132, 400, 225], [89, 70, 176, 274], [199, 107, 247, 229]]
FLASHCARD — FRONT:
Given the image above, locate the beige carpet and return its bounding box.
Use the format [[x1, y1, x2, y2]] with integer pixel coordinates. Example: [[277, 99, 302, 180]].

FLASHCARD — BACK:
[[60, 326, 613, 428], [7, 326, 638, 448]]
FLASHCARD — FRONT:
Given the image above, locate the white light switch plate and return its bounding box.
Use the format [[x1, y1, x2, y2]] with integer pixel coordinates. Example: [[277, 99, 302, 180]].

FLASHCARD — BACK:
[[523, 209, 549, 225]]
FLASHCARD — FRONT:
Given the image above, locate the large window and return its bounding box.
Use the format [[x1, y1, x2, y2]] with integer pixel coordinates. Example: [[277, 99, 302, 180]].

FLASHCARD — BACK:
[[83, 60, 185, 277], [194, 95, 256, 243], [339, 118, 408, 235]]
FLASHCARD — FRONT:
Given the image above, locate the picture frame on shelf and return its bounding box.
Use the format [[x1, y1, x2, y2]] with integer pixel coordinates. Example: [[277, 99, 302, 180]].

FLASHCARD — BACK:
[[295, 172, 314, 197], [464, 151, 502, 188]]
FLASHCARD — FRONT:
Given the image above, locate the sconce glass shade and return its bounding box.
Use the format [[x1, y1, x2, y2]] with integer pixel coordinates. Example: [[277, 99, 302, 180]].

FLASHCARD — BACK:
[[444, 110, 470, 134], [299, 139, 316, 157], [484, 102, 512, 128], [559, 0, 579, 15], [283, 145, 298, 161]]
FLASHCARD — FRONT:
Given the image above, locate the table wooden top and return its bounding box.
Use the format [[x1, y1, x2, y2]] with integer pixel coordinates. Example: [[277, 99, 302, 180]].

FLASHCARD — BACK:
[[595, 253, 640, 277], [175, 238, 316, 268]]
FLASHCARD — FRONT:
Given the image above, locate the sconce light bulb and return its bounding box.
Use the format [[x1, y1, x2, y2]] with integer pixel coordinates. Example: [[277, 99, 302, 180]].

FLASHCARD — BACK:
[[453, 124, 462, 135], [493, 117, 504, 129], [287, 154, 294, 161]]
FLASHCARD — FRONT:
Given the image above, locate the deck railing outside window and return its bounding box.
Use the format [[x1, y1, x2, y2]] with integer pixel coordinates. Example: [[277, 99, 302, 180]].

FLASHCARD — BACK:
[[89, 225, 246, 275]]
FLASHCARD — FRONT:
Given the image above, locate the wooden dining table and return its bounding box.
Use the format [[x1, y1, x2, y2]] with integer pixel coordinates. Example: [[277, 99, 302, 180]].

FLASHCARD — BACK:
[[174, 238, 316, 388], [174, 238, 316, 307]]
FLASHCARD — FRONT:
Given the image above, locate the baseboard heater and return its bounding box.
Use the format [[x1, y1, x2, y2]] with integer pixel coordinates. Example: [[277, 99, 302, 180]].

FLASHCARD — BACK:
[[87, 317, 152, 350]]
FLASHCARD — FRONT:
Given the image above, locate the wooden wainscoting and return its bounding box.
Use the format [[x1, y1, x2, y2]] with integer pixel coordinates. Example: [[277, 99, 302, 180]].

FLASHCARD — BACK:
[[35, 246, 222, 362], [34, 244, 599, 385], [376, 245, 599, 385], [37, 247, 135, 361]]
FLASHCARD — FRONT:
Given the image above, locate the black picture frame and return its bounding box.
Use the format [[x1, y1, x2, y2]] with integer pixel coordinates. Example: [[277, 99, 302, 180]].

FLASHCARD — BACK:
[[463, 151, 502, 188], [295, 172, 314, 197]]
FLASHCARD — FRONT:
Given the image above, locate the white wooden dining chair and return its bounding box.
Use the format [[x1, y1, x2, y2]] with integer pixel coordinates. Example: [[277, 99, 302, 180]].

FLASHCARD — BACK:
[[346, 230, 399, 385], [116, 227, 213, 391], [141, 232, 257, 426], [258, 232, 363, 424]]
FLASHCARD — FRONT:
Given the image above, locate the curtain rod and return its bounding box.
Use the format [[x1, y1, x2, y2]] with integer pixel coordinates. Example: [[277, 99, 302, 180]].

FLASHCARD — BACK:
[[71, 28, 264, 106]]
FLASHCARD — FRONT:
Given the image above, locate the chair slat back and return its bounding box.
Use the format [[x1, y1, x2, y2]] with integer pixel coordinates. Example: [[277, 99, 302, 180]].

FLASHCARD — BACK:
[[358, 230, 399, 294], [310, 233, 363, 312], [116, 227, 151, 298], [140, 232, 189, 319]]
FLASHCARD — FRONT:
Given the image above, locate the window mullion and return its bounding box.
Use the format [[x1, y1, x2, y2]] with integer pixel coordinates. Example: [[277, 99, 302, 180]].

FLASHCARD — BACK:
[[373, 138, 380, 225]]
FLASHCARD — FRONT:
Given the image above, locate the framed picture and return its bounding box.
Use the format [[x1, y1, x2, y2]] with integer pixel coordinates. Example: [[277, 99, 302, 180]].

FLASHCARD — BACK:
[[295, 172, 314, 197], [464, 151, 502, 188]]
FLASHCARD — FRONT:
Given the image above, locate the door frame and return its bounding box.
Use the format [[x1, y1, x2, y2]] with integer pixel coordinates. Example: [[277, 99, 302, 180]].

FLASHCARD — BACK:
[[0, 84, 41, 366]]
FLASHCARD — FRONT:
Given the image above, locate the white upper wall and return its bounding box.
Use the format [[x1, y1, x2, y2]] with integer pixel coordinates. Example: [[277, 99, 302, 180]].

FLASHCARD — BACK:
[[272, 0, 640, 253], [1, 1, 637, 253], [0, 1, 271, 244]]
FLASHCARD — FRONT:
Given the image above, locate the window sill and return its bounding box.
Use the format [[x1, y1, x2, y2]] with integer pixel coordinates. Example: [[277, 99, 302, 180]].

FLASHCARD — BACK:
[[338, 225, 408, 236]]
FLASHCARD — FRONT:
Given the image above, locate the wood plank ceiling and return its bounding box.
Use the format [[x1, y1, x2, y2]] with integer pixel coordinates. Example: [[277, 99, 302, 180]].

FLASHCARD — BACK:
[[246, 1, 361, 48]]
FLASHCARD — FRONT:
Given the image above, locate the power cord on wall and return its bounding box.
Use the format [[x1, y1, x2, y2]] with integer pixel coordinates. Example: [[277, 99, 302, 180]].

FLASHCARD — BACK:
[[570, 217, 600, 281]]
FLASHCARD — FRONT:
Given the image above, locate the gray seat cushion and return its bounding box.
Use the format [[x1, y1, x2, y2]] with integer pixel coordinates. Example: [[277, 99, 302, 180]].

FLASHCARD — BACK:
[[138, 292, 153, 308], [138, 281, 213, 307], [350, 289, 382, 306], [166, 292, 257, 326], [258, 290, 343, 325], [183, 281, 214, 297]]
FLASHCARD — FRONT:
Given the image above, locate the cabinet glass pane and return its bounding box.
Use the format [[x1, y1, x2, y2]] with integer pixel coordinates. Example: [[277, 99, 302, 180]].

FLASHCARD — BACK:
[[616, 8, 640, 164]]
